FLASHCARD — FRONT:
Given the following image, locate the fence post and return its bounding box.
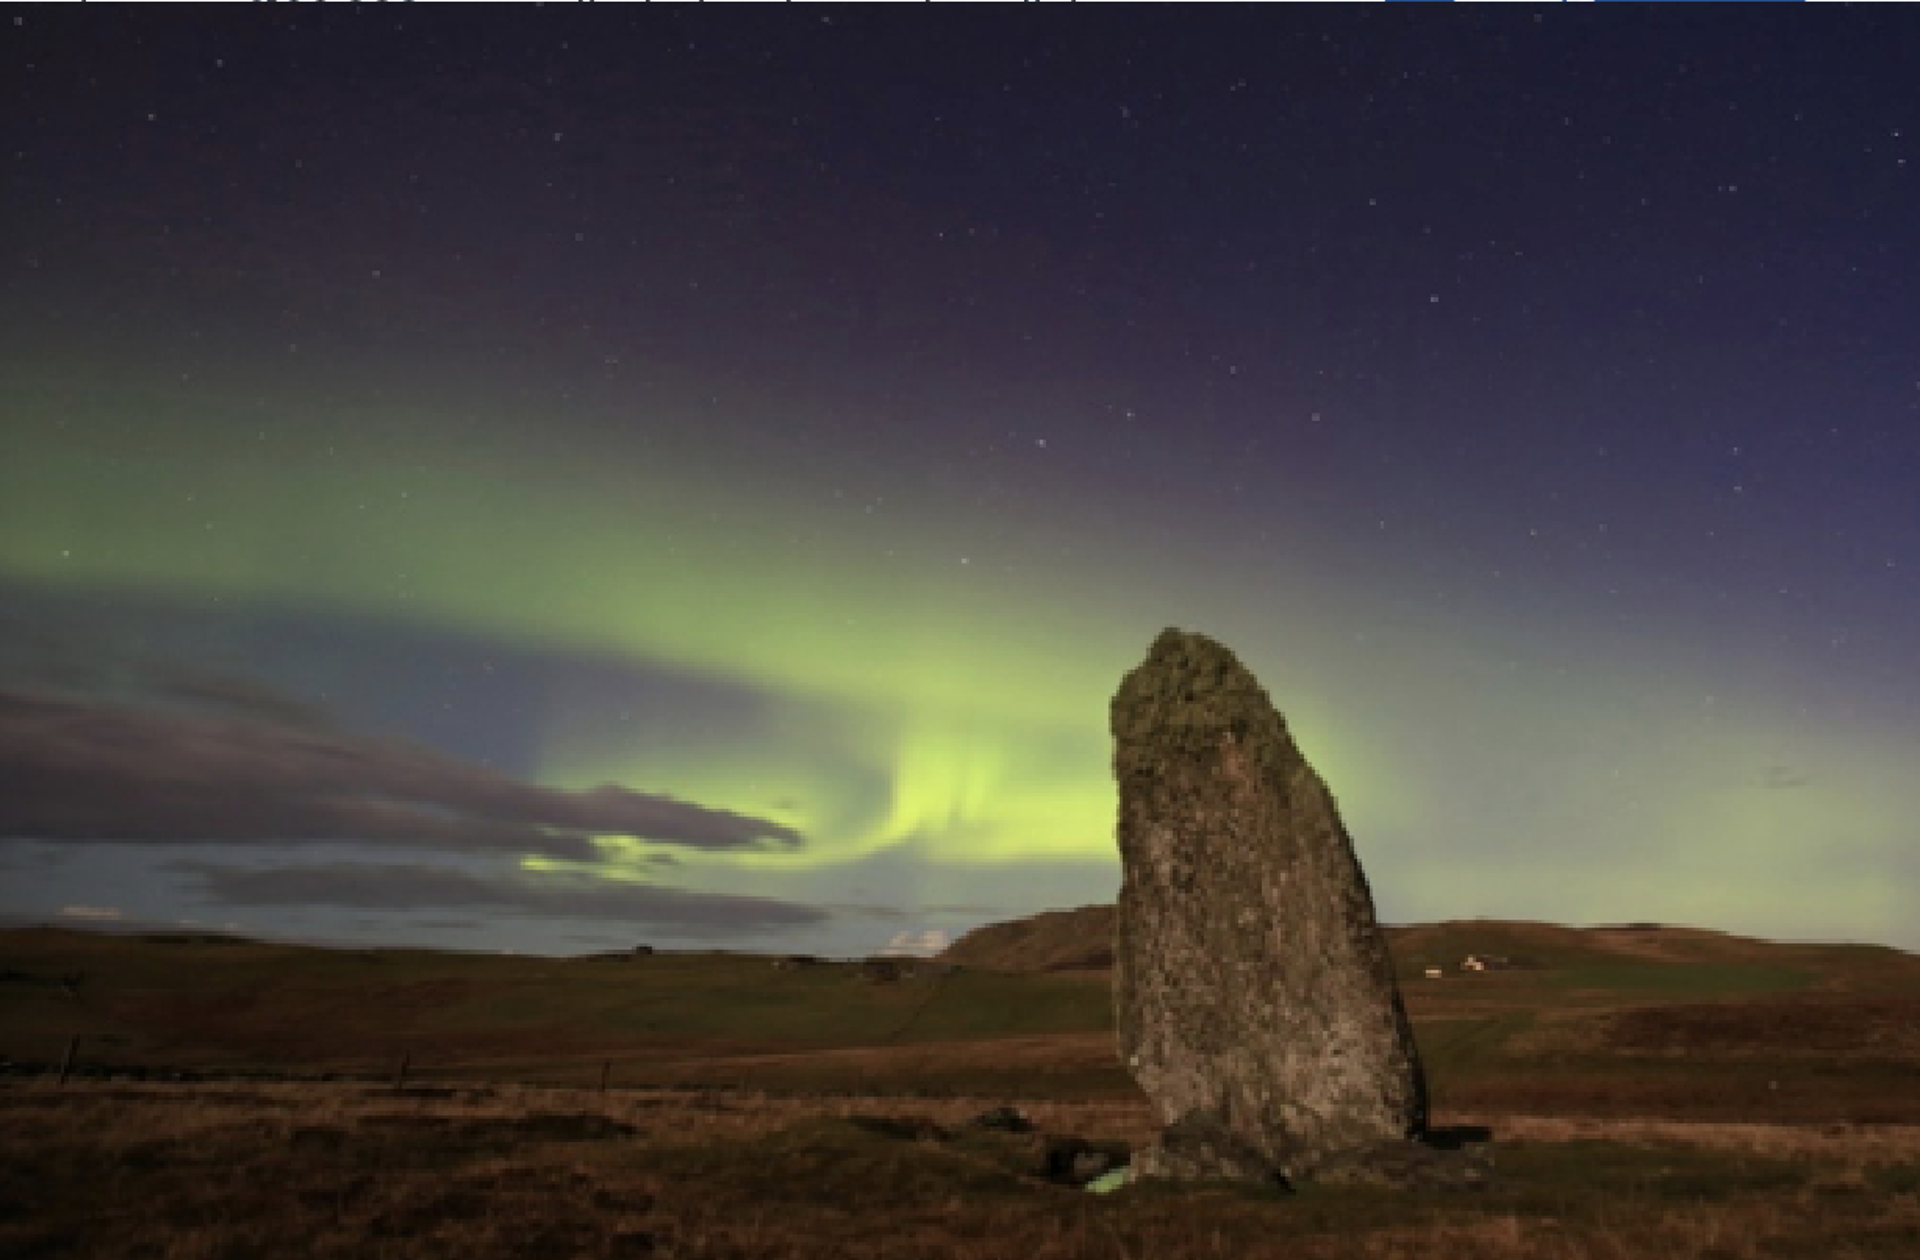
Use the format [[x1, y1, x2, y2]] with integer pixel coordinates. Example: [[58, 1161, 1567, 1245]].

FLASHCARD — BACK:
[[58, 1035, 80, 1086], [600, 1060, 611, 1093], [393, 1051, 410, 1090]]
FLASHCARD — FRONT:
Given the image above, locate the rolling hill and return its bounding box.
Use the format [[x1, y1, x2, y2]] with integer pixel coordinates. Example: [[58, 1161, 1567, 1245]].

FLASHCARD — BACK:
[[7, 912, 1920, 1120], [940, 902, 1920, 991]]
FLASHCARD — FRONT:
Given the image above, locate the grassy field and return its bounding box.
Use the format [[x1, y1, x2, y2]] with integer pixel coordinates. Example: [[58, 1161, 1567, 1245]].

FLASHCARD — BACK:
[[3, 921, 1919, 1257]]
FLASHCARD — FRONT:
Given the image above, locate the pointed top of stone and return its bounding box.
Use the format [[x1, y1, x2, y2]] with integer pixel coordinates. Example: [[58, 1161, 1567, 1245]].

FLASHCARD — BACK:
[[1113, 628, 1299, 783], [1136, 626, 1244, 679]]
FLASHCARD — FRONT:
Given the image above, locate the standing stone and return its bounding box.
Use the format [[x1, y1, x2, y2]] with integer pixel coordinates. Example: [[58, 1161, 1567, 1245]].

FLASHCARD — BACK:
[[1112, 628, 1427, 1185]]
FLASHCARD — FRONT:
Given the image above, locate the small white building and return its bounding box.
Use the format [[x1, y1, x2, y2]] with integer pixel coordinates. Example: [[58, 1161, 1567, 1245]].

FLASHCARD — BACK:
[[1423, 966, 1443, 980]]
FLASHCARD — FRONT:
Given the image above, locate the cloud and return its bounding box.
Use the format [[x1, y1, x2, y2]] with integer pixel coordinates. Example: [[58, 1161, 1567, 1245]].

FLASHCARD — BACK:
[[174, 860, 826, 934], [58, 904, 123, 921], [1759, 765, 1811, 790], [0, 688, 804, 858], [159, 668, 341, 729], [877, 928, 949, 957]]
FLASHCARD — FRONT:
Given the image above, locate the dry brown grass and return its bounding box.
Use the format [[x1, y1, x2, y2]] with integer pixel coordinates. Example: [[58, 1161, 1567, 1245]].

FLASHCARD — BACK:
[[1349, 1195, 1920, 1260], [4, 1079, 1917, 1260], [1483, 1114, 1920, 1168]]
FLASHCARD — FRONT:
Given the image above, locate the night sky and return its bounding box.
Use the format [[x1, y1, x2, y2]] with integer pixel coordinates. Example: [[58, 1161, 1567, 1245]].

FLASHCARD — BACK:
[[5, 10, 1918, 958]]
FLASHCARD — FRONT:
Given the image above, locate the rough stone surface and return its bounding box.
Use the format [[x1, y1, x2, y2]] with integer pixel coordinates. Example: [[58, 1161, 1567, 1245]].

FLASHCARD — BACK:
[[1112, 628, 1428, 1185]]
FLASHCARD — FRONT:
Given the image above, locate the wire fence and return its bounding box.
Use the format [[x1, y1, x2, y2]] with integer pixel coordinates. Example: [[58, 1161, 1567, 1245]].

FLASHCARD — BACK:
[[2, 1028, 1136, 1103], [4, 1033, 641, 1091]]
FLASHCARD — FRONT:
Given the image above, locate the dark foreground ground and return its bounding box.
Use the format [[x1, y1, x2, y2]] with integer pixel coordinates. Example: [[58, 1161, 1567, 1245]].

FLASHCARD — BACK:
[[3, 922, 1918, 1258], [5, 1079, 1919, 1260]]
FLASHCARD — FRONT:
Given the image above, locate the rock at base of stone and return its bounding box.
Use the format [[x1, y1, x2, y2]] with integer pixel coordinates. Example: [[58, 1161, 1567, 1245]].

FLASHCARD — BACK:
[[1041, 1136, 1131, 1186], [1134, 1124, 1494, 1193], [1313, 1138, 1495, 1192], [967, 1105, 1033, 1133], [1131, 1111, 1289, 1185]]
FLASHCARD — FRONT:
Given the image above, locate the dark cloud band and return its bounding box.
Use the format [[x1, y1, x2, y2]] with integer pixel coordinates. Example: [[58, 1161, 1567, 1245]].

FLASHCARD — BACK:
[[0, 689, 803, 857], [173, 859, 826, 933]]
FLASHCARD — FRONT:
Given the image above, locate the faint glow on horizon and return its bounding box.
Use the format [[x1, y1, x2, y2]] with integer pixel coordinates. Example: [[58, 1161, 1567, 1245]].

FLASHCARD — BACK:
[[58, 905, 124, 921]]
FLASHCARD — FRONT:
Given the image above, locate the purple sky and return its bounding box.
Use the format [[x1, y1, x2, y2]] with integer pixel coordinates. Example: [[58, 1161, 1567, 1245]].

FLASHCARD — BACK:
[[3, 10, 1917, 957]]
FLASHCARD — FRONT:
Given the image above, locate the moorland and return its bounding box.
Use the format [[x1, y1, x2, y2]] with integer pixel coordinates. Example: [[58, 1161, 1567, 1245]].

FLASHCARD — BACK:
[[3, 913, 1918, 1259]]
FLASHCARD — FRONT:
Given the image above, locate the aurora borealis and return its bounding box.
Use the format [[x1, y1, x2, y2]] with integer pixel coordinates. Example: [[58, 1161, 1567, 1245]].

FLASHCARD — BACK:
[[4, 11, 1918, 956]]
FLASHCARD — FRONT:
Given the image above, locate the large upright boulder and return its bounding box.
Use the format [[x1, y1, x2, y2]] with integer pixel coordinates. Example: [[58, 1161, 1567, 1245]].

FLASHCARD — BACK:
[[1112, 628, 1427, 1185]]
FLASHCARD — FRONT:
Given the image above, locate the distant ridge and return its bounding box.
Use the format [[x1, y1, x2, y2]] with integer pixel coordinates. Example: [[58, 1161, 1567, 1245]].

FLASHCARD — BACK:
[[940, 905, 1913, 974], [939, 904, 1117, 972]]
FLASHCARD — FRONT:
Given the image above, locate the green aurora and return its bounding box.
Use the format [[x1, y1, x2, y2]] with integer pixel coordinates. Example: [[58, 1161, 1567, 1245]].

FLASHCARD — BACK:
[[6, 367, 1916, 952], [3, 371, 1218, 873]]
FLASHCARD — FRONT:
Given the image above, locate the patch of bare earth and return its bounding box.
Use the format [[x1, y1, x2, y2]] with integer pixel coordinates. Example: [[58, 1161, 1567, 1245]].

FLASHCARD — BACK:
[[1604, 997, 1920, 1061]]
